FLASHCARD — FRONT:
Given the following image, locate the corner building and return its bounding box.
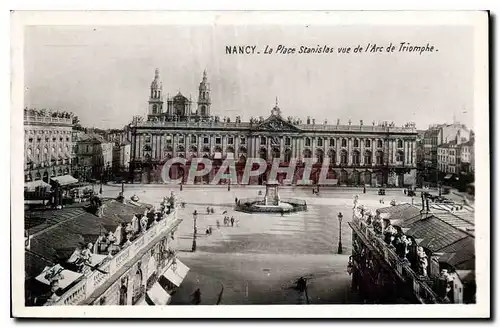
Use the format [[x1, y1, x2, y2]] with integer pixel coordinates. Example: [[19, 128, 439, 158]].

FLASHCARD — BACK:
[[130, 69, 418, 186]]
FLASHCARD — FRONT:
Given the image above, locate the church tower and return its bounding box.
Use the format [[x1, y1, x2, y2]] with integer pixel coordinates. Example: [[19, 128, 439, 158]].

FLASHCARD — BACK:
[[197, 69, 211, 117], [148, 68, 163, 117]]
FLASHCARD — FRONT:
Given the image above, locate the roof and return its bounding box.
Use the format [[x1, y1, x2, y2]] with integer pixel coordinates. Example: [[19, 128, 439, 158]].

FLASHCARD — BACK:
[[78, 133, 106, 143], [438, 140, 458, 148], [460, 140, 474, 147], [374, 201, 476, 272], [50, 175, 78, 186], [456, 270, 475, 283], [25, 199, 152, 278], [406, 216, 470, 251]]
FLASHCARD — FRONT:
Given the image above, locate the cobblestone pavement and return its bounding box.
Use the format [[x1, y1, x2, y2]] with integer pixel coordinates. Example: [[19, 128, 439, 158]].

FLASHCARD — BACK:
[[101, 185, 412, 304]]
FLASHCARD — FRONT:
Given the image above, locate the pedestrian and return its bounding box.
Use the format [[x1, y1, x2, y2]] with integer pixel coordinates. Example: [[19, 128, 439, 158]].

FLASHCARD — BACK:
[[210, 207, 214, 214], [363, 186, 366, 194], [209, 226, 213, 235], [235, 197, 238, 205], [230, 216, 234, 227], [191, 288, 201, 305], [216, 220, 220, 229], [404, 189, 407, 195], [281, 209, 284, 217], [207, 207, 210, 215], [206, 228, 210, 235]]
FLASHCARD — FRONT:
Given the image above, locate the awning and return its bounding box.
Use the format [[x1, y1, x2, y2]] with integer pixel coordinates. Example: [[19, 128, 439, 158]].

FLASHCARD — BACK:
[[444, 174, 453, 179], [35, 264, 83, 290], [214, 152, 222, 159], [161, 259, 190, 287], [25, 180, 51, 192], [146, 282, 172, 305], [226, 152, 234, 160], [51, 175, 78, 186]]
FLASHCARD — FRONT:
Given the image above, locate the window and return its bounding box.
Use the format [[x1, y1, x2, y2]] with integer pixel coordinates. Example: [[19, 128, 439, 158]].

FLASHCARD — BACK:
[[396, 151, 404, 162], [340, 150, 348, 165], [37, 137, 41, 142], [52, 137, 56, 142], [365, 140, 371, 148], [317, 138, 323, 147], [240, 137, 246, 145], [352, 150, 360, 165], [203, 137, 209, 144], [153, 104, 158, 114], [341, 139, 347, 148], [228, 137, 234, 144], [364, 151, 372, 165], [66, 137, 70, 142], [260, 136, 266, 145], [45, 138, 49, 142], [305, 138, 311, 147], [376, 151, 384, 165], [377, 140, 383, 148], [397, 140, 403, 148], [353, 139, 359, 148], [28, 138, 33, 143], [166, 135, 172, 143], [178, 136, 184, 144], [285, 137, 291, 146], [145, 135, 151, 143], [60, 137, 63, 142], [191, 135, 197, 144], [329, 138, 335, 147], [216, 137, 222, 144]]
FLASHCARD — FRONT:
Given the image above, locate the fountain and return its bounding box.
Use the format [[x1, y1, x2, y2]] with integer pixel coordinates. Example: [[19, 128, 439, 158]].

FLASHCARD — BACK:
[[235, 182, 307, 213]]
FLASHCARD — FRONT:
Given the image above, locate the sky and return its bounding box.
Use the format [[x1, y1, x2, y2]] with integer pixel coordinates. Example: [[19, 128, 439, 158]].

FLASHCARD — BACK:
[[24, 25, 474, 130]]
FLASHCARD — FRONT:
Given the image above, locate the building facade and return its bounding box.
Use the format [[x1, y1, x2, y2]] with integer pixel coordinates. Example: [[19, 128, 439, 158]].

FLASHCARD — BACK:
[[437, 141, 460, 174], [348, 201, 475, 304], [112, 142, 132, 180], [74, 134, 114, 181], [423, 123, 470, 184], [25, 194, 186, 306], [129, 69, 419, 186], [24, 108, 75, 187], [459, 139, 475, 174]]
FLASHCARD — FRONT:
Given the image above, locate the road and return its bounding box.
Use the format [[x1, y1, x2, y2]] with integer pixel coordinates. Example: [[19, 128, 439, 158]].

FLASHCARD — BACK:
[[100, 184, 415, 304]]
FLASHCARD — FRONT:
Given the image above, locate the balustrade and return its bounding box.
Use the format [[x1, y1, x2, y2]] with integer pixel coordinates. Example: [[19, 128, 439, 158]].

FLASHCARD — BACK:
[[49, 210, 178, 306]]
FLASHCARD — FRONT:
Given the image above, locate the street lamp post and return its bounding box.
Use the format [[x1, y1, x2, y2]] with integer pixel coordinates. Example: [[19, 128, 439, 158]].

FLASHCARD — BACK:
[[192, 210, 198, 252], [337, 212, 343, 254], [99, 173, 103, 194]]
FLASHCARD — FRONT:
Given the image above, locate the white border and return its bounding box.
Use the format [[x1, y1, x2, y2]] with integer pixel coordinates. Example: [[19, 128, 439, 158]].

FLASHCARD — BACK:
[[10, 10, 490, 318]]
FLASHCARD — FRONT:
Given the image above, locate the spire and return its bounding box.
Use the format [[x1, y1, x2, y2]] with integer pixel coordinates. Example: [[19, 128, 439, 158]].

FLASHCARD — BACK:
[[202, 69, 207, 82], [155, 68, 159, 79]]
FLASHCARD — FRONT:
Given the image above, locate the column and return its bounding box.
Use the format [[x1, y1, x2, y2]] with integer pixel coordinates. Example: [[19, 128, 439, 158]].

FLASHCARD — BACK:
[[336, 137, 341, 164], [280, 137, 284, 161], [348, 138, 353, 165], [235, 134, 240, 159], [404, 140, 409, 164], [393, 139, 397, 164], [360, 139, 364, 165], [222, 135, 226, 158], [372, 139, 376, 165]]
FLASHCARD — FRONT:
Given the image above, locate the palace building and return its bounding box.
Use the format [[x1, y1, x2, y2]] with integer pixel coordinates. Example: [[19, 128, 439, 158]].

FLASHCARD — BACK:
[[129, 69, 418, 186]]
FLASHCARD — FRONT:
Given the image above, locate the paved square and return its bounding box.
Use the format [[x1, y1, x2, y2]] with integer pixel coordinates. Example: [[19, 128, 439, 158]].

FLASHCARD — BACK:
[[102, 184, 417, 304]]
